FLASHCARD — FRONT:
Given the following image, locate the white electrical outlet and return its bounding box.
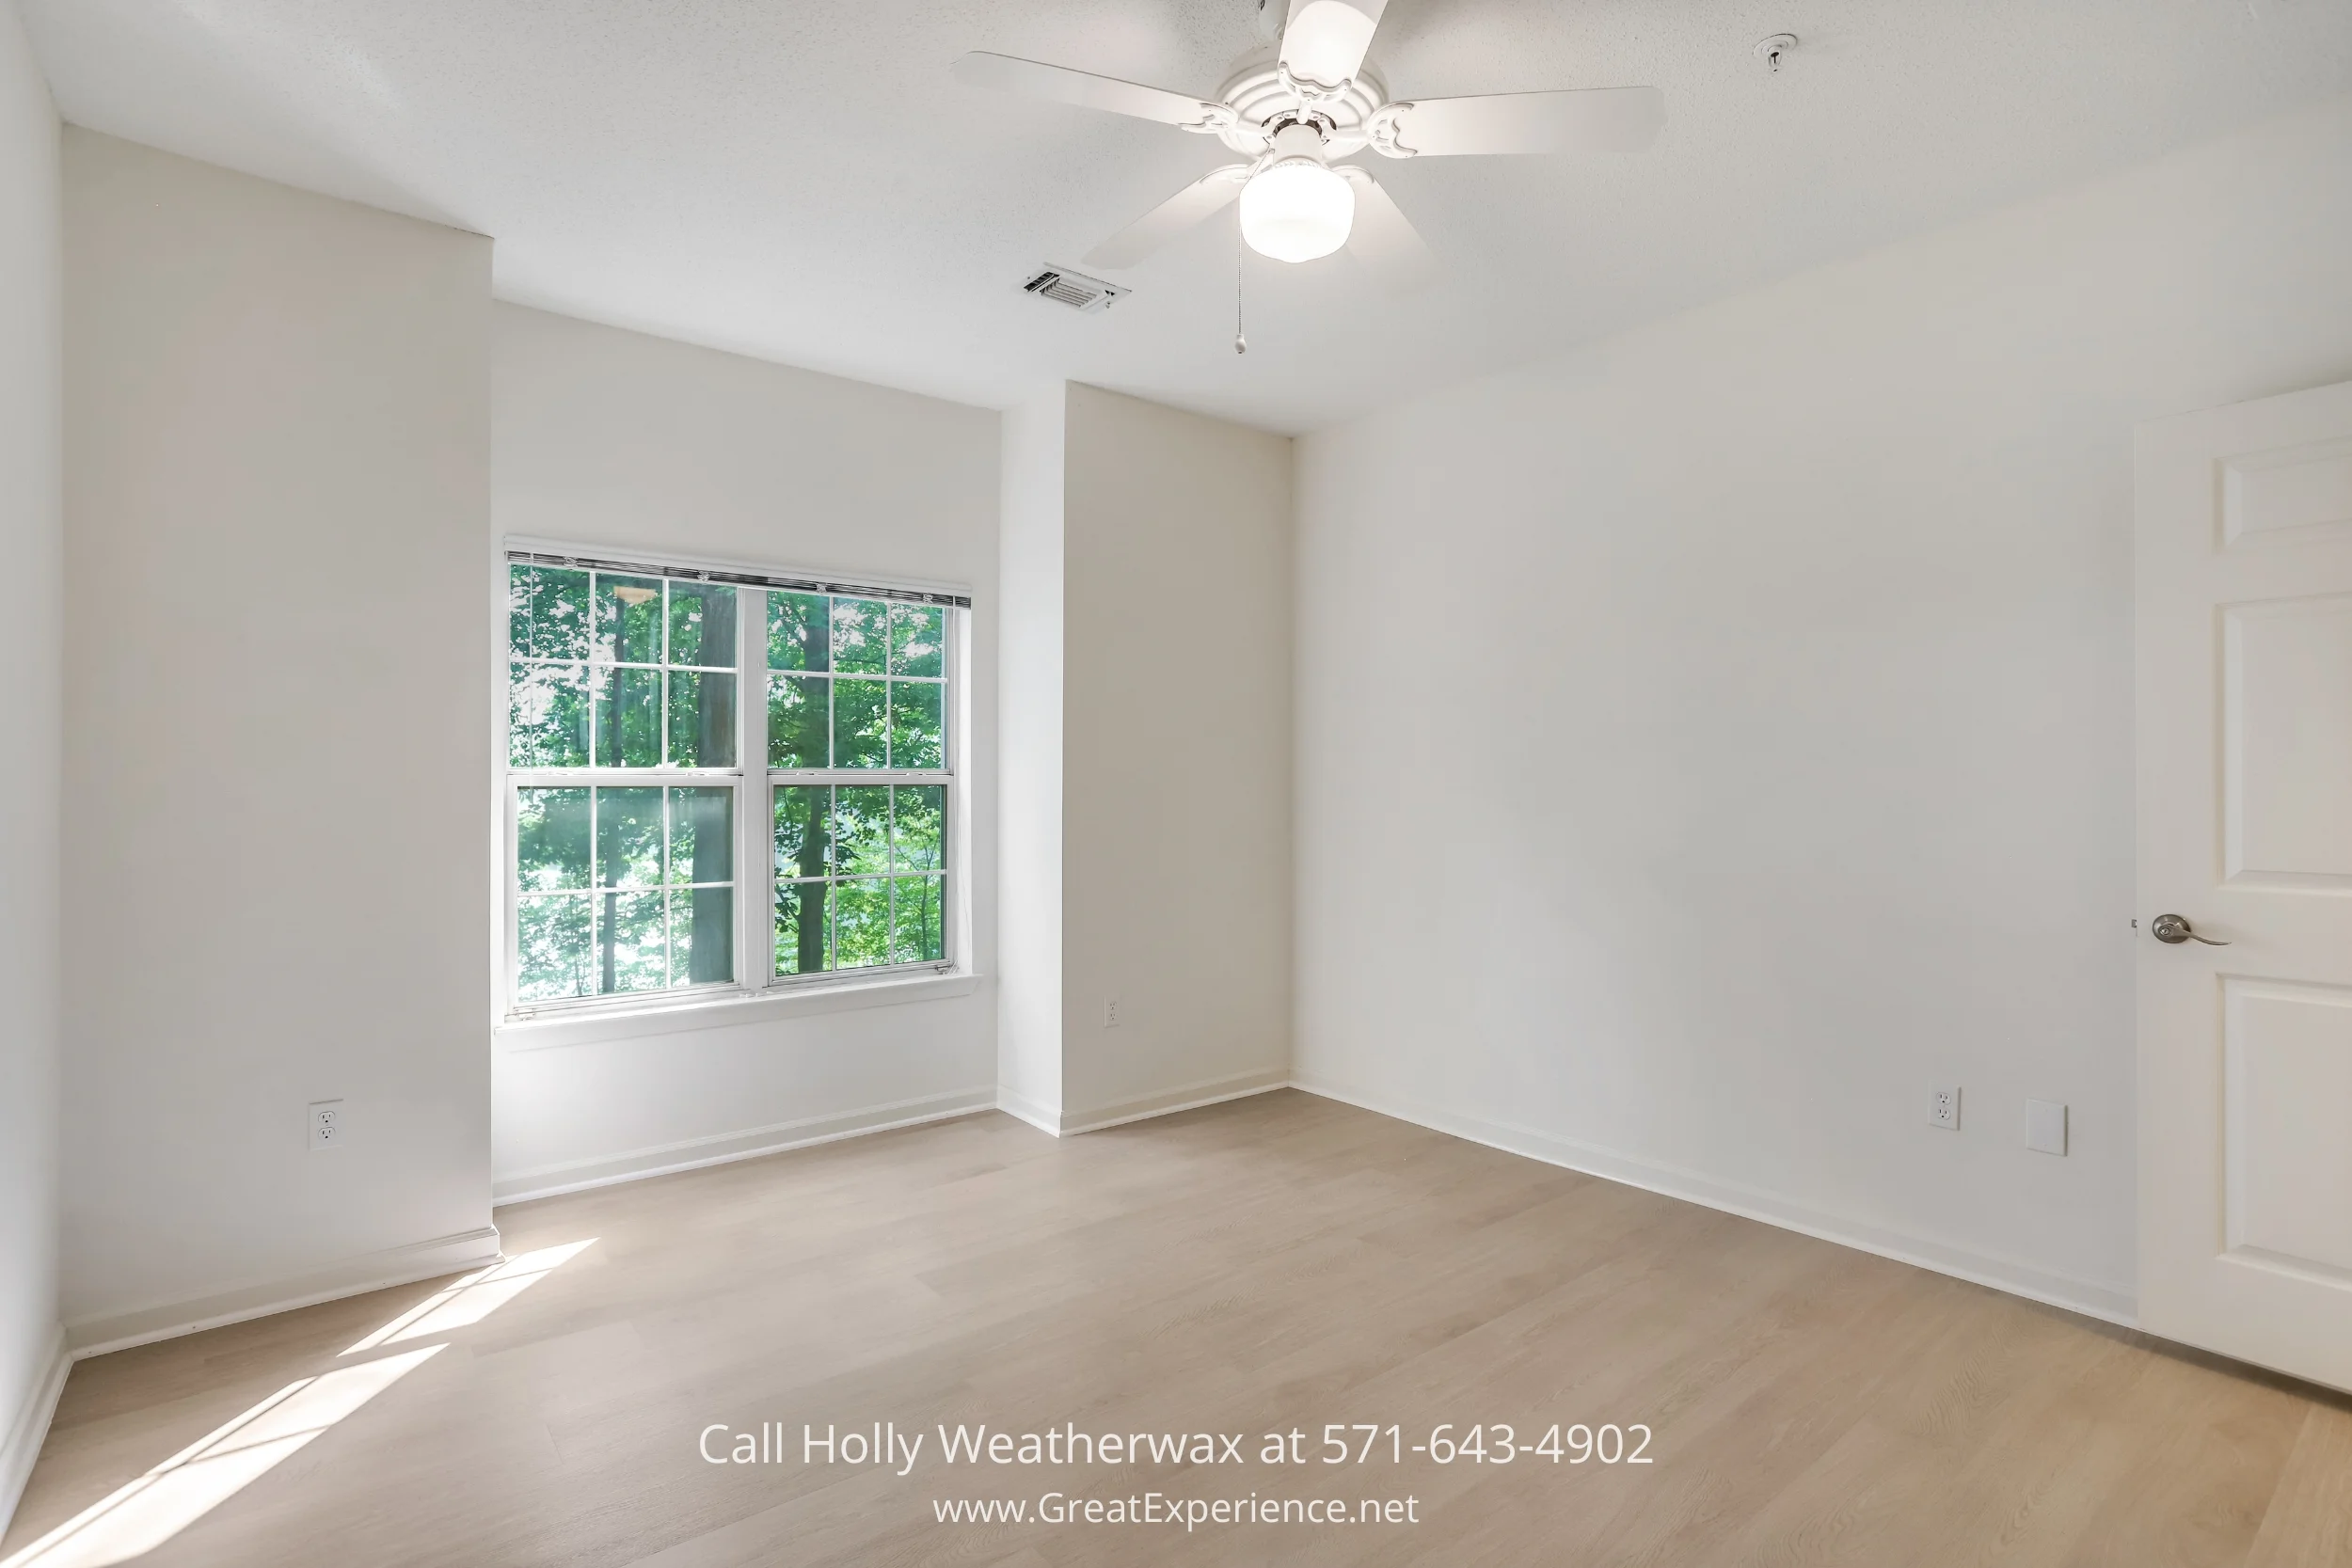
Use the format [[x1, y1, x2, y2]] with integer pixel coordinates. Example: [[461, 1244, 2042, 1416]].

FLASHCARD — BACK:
[[309, 1100, 344, 1151], [2026, 1099, 2068, 1156], [1929, 1086, 1961, 1131], [1103, 997, 1120, 1028]]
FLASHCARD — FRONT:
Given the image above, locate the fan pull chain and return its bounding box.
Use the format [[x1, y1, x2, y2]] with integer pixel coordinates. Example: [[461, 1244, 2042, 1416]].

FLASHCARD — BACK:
[[1233, 229, 1248, 355], [1232, 241, 1251, 356]]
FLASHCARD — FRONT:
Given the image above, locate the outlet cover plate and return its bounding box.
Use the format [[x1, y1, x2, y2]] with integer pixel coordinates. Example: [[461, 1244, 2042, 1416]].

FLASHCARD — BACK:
[[1929, 1086, 1961, 1130], [309, 1100, 344, 1151], [2026, 1099, 2067, 1155]]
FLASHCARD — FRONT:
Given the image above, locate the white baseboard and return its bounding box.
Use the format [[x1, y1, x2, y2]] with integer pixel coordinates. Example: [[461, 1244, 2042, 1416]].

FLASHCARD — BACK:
[[1059, 1068, 1292, 1135], [994, 1086, 1063, 1137], [996, 1069, 1291, 1138], [1, 1323, 70, 1541], [492, 1085, 998, 1204], [1293, 1076, 2137, 1327], [65, 1226, 506, 1361]]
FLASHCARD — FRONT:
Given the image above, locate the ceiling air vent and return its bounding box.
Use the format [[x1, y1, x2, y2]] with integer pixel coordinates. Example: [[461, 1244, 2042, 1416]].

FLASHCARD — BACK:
[[1021, 266, 1128, 313]]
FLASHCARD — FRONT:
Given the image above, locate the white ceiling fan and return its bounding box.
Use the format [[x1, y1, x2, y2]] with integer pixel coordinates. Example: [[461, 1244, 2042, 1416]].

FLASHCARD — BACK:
[[953, 0, 1664, 291]]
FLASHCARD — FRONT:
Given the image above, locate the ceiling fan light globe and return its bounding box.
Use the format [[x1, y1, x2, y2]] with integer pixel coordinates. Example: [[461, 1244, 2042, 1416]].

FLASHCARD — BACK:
[[1239, 159, 1355, 262]]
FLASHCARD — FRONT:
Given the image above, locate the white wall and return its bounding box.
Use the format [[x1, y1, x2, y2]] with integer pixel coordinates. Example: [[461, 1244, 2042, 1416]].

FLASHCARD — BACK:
[[489, 304, 1000, 1197], [996, 391, 1067, 1128], [1060, 387, 1292, 1124], [1295, 95, 2352, 1320], [994, 386, 1293, 1132], [0, 0, 62, 1529], [62, 132, 498, 1347]]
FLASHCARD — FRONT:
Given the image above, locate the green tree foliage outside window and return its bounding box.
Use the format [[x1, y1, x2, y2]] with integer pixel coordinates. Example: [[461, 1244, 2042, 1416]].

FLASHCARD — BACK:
[[508, 564, 952, 1007], [765, 593, 945, 769], [510, 565, 738, 770], [769, 591, 949, 977], [515, 784, 734, 1001], [774, 784, 946, 975], [510, 565, 740, 1002]]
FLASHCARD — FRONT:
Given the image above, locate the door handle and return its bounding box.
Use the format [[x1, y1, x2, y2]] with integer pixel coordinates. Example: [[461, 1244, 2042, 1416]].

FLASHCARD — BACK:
[[2151, 912, 2229, 946]]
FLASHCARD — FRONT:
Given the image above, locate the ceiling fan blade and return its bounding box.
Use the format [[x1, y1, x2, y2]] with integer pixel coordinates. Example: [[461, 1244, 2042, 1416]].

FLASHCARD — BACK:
[[1336, 166, 1434, 292], [951, 52, 1226, 131], [1082, 166, 1251, 270], [1377, 86, 1663, 156], [1279, 0, 1390, 91]]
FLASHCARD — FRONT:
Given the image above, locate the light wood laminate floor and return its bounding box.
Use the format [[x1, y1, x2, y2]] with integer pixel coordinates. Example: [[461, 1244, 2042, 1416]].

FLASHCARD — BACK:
[[8, 1090, 2351, 1566]]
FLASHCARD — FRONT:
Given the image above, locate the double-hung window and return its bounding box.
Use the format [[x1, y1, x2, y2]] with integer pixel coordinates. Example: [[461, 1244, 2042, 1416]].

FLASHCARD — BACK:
[[501, 548, 961, 1017]]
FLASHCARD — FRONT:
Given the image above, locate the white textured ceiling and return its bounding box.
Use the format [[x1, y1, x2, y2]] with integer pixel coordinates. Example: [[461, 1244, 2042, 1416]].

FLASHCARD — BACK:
[[23, 0, 2352, 433]]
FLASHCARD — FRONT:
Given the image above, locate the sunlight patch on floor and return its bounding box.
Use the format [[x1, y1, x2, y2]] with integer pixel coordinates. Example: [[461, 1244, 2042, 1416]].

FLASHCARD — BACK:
[[341, 1239, 597, 1355], [4, 1238, 600, 1567], [1, 1347, 443, 1568]]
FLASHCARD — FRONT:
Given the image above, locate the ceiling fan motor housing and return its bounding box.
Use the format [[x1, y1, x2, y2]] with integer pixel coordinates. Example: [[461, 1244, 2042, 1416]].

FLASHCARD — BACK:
[[1215, 51, 1387, 157]]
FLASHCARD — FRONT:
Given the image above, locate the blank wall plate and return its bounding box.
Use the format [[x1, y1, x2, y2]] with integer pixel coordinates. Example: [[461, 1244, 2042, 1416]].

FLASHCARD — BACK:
[[309, 1100, 344, 1150], [2026, 1099, 2068, 1156], [1929, 1086, 1960, 1130]]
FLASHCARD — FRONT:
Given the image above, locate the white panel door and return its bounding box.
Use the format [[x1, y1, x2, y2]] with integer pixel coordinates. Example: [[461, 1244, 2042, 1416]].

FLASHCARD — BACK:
[[2137, 378, 2352, 1391]]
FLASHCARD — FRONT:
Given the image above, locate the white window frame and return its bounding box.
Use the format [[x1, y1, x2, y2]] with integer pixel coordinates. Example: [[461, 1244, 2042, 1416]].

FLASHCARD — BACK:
[[492, 539, 974, 1044]]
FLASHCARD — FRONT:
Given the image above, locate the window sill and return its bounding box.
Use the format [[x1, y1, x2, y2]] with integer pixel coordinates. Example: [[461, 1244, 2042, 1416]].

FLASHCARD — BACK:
[[495, 970, 981, 1053]]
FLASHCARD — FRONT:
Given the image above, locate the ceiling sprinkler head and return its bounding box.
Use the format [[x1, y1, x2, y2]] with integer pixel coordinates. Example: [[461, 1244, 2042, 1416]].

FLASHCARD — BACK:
[[1756, 33, 1798, 72]]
